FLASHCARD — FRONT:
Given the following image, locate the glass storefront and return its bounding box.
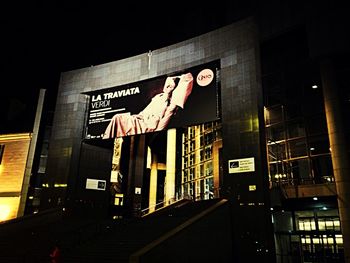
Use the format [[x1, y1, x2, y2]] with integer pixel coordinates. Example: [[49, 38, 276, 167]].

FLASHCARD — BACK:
[[181, 121, 221, 201]]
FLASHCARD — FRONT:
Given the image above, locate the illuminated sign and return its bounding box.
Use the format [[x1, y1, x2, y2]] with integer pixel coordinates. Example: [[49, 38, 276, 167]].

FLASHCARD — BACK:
[[228, 157, 255, 173], [86, 179, 106, 191], [83, 60, 220, 139]]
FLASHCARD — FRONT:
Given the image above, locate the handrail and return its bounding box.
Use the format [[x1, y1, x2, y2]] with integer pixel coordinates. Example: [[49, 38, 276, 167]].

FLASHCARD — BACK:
[[130, 198, 228, 263], [140, 200, 166, 216], [140, 194, 192, 217]]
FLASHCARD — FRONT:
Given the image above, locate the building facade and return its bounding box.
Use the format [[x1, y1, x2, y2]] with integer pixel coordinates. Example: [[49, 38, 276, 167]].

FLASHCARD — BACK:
[[39, 10, 350, 263], [41, 17, 277, 262]]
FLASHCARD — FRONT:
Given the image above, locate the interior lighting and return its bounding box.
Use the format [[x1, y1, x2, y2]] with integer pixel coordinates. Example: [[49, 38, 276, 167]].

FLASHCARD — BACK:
[[0, 204, 11, 221]]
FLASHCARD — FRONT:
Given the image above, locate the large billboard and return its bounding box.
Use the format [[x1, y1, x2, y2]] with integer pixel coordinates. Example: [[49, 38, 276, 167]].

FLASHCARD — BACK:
[[84, 60, 220, 139]]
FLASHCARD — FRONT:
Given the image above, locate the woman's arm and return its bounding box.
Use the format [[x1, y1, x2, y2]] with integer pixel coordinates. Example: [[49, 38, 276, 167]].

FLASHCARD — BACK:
[[155, 103, 178, 131], [170, 73, 194, 108]]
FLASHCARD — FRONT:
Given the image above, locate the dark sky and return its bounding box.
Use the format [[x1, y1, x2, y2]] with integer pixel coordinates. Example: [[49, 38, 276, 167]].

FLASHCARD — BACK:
[[2, 1, 350, 133], [1, 0, 245, 133]]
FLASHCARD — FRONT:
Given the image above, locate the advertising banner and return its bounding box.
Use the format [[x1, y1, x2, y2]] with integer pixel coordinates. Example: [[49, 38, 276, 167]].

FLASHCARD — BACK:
[[84, 60, 220, 139]]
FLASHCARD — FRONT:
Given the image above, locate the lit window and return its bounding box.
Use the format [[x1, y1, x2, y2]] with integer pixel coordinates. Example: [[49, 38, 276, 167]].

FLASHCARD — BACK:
[[299, 218, 316, 231], [319, 221, 326, 231], [334, 220, 340, 230], [335, 235, 343, 245], [190, 154, 195, 166], [0, 204, 11, 221], [205, 146, 212, 159], [190, 128, 195, 138], [190, 141, 195, 152], [189, 168, 195, 180]]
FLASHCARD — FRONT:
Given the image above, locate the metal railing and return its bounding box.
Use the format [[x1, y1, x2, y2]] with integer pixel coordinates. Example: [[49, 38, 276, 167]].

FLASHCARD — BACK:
[[140, 194, 192, 217]]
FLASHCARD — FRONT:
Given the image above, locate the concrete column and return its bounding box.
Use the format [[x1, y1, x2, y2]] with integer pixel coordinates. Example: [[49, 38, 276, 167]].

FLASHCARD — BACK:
[[165, 129, 176, 204], [18, 89, 46, 216], [321, 59, 350, 263], [212, 139, 223, 198], [126, 135, 146, 217], [149, 153, 158, 213]]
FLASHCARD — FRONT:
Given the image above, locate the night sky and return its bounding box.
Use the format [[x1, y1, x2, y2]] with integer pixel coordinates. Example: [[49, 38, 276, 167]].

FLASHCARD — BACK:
[[3, 1, 348, 134], [1, 1, 242, 133]]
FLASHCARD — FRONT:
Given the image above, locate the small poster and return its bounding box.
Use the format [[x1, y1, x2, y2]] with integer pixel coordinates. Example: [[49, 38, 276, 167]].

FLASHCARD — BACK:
[[228, 157, 255, 173]]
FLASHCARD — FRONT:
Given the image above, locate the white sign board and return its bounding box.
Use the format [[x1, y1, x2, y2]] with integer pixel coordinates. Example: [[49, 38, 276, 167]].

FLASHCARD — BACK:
[[228, 157, 255, 173], [110, 170, 119, 183], [135, 187, 141, 194], [86, 179, 106, 191]]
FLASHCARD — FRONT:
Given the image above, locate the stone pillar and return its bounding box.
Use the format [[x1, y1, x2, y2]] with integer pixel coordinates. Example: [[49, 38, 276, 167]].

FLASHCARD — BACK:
[[321, 58, 350, 263], [212, 139, 223, 198], [149, 153, 158, 213], [164, 129, 176, 204]]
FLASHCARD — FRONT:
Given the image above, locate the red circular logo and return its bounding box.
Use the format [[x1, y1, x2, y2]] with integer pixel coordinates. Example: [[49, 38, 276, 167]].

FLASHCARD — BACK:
[[196, 69, 214, 86]]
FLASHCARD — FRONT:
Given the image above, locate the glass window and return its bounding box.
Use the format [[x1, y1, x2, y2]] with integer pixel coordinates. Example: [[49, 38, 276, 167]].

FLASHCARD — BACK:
[[265, 105, 284, 126], [288, 138, 307, 158], [200, 165, 204, 177], [286, 118, 306, 138], [189, 168, 194, 180], [190, 127, 195, 138], [204, 132, 213, 145], [205, 162, 213, 176], [269, 162, 289, 183], [311, 155, 333, 183], [183, 183, 188, 195], [317, 209, 339, 217], [183, 170, 188, 183], [190, 140, 195, 152], [308, 135, 330, 155], [205, 146, 212, 159], [196, 166, 201, 179], [189, 182, 194, 197], [268, 142, 287, 162], [335, 235, 343, 245], [184, 143, 188, 154], [266, 123, 285, 142], [318, 218, 341, 231], [298, 218, 316, 231], [200, 150, 204, 162], [184, 132, 188, 141], [196, 181, 201, 200], [291, 159, 311, 183], [205, 177, 214, 199], [189, 154, 195, 166]]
